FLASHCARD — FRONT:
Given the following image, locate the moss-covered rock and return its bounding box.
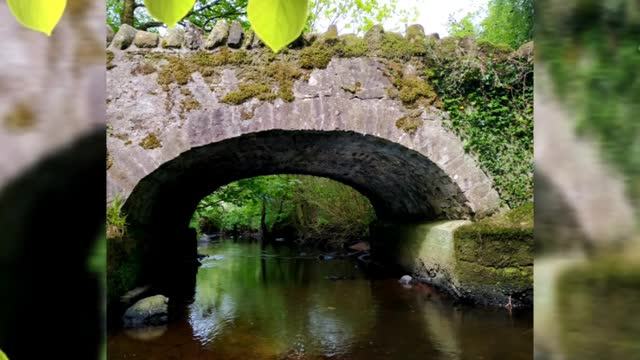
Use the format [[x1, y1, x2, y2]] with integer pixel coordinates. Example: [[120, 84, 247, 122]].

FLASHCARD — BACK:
[[379, 32, 424, 59], [299, 40, 335, 69], [337, 34, 369, 57], [107, 50, 116, 70], [181, 97, 201, 112], [155, 49, 248, 90], [385, 62, 438, 106], [220, 84, 275, 105], [131, 62, 156, 76], [3, 103, 36, 131], [453, 203, 534, 305], [139, 133, 162, 149], [395, 114, 422, 135]]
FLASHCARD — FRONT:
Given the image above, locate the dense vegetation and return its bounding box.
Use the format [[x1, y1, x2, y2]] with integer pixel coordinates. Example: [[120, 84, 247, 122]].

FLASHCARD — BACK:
[[448, 0, 534, 49], [426, 38, 533, 207], [421, 0, 535, 207], [190, 175, 376, 247]]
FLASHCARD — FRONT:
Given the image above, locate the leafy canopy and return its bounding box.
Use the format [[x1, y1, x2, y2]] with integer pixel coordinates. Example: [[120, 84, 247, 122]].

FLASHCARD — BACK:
[[447, 0, 533, 49]]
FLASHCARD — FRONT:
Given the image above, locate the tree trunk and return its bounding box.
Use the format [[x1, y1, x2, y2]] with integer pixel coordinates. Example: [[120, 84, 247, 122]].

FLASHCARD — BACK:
[[260, 197, 269, 244], [122, 0, 136, 27]]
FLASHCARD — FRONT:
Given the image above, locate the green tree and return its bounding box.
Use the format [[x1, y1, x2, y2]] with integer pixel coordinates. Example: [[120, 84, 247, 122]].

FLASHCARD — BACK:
[[447, 12, 480, 38], [306, 0, 415, 34], [480, 0, 533, 48], [447, 0, 533, 49], [107, 0, 415, 35], [190, 175, 376, 246], [107, 0, 248, 32]]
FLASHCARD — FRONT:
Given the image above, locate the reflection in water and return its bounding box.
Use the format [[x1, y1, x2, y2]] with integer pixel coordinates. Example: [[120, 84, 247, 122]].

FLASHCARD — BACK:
[[108, 240, 532, 359]]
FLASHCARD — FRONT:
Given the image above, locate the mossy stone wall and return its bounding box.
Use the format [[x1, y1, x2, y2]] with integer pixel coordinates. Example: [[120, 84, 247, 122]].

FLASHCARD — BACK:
[[373, 203, 533, 306]]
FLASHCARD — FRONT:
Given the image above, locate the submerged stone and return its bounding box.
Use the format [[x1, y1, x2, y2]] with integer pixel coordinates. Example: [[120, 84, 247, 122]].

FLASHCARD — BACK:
[[123, 295, 169, 327]]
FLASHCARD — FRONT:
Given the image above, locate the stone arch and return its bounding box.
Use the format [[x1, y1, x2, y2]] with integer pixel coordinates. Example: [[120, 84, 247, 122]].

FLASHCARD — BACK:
[[124, 129, 479, 234]]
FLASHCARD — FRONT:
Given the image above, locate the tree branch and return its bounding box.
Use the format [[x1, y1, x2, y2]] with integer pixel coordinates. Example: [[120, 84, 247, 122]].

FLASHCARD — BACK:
[[138, 21, 164, 30]]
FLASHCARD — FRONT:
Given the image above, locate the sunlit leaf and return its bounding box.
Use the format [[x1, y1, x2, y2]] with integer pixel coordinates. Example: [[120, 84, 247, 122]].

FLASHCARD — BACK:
[[248, 0, 309, 53], [7, 0, 66, 36], [0, 348, 8, 360], [144, 0, 196, 28]]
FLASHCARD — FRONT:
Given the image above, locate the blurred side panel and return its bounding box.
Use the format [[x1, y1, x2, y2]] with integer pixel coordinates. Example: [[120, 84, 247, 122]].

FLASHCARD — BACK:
[[0, 0, 106, 358], [535, 0, 640, 359]]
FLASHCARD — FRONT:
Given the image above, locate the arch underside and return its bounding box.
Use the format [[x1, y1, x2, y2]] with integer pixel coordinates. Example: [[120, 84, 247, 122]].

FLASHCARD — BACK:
[[124, 130, 475, 235]]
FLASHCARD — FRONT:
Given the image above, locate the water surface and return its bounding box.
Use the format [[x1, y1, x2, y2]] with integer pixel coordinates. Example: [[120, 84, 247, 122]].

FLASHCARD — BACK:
[[108, 240, 532, 359]]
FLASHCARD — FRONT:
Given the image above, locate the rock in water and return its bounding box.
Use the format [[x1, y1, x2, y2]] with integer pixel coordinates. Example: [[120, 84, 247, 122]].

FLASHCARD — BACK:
[[123, 295, 169, 327], [399, 275, 413, 285], [349, 242, 370, 252]]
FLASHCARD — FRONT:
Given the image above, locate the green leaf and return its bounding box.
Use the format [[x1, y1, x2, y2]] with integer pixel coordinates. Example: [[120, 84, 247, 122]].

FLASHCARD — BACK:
[[248, 0, 309, 53], [144, 0, 196, 28], [7, 0, 66, 36], [0, 348, 8, 360]]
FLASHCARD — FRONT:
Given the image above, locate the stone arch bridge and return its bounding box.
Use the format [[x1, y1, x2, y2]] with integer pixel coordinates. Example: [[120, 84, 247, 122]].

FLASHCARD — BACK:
[[106, 23, 518, 305]]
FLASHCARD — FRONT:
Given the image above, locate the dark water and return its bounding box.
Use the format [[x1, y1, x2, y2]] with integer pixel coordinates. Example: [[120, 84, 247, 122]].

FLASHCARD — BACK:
[[108, 240, 532, 359]]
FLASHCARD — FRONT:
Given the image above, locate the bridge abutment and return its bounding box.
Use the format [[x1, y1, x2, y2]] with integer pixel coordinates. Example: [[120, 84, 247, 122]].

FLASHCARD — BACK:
[[372, 210, 533, 307]]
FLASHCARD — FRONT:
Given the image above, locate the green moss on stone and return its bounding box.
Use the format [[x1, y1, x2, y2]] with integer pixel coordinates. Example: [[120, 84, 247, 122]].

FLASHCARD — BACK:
[[3, 102, 36, 131], [398, 76, 437, 104], [220, 84, 275, 105], [131, 62, 156, 76], [107, 236, 143, 305], [395, 114, 422, 135], [139, 133, 162, 149], [264, 62, 303, 102], [451, 203, 533, 302], [342, 81, 362, 94], [380, 32, 422, 60], [385, 62, 438, 106], [157, 56, 192, 89], [338, 35, 369, 57], [107, 50, 116, 70], [181, 96, 201, 112], [299, 40, 335, 69], [107, 152, 113, 170], [156, 49, 250, 90], [241, 109, 254, 120], [454, 203, 533, 269], [477, 39, 514, 56]]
